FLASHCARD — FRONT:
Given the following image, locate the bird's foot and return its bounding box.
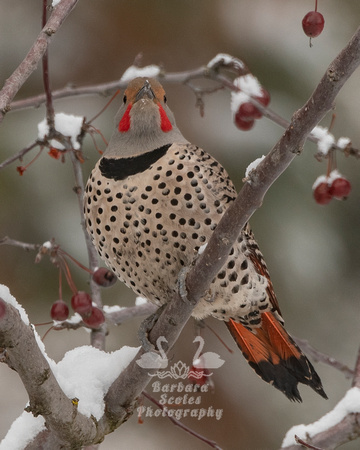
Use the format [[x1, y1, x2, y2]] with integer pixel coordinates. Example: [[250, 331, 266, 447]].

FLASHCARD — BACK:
[[138, 304, 167, 352]]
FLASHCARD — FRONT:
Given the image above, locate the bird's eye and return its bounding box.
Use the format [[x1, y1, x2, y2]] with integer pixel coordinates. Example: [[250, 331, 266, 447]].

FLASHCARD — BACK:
[[123, 95, 127, 103], [163, 95, 167, 103]]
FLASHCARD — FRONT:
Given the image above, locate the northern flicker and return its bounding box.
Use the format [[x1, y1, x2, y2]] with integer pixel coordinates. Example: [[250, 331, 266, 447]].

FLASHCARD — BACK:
[[84, 77, 327, 402]]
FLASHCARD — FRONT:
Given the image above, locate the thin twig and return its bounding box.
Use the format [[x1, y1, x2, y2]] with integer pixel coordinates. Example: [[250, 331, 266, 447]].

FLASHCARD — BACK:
[[0, 141, 40, 171], [0, 236, 39, 252], [295, 435, 324, 450], [142, 391, 223, 450], [68, 149, 106, 349], [294, 337, 354, 380], [351, 345, 360, 388], [50, 303, 157, 332], [42, 0, 55, 129]]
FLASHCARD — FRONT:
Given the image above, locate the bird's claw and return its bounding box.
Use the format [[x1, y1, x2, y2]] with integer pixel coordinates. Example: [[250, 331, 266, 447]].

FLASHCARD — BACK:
[[138, 304, 167, 352], [177, 267, 191, 303]]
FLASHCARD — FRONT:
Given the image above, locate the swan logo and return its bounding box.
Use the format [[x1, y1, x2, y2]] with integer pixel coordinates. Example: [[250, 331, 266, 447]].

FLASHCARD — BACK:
[[136, 336, 225, 422], [136, 335, 225, 380]]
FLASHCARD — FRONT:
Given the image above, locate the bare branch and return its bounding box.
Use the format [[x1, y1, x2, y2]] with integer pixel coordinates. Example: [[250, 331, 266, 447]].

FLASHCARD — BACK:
[[68, 149, 106, 349], [0, 141, 41, 171], [0, 0, 79, 123], [42, 0, 55, 129], [104, 303, 157, 326], [294, 337, 354, 380], [352, 345, 360, 388], [0, 236, 40, 252]]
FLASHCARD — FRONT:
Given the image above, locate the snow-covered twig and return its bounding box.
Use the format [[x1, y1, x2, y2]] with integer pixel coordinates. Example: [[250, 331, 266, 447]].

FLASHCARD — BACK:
[[281, 345, 360, 449], [0, 299, 97, 447], [282, 396, 360, 450], [50, 303, 157, 332], [6, 63, 359, 160]]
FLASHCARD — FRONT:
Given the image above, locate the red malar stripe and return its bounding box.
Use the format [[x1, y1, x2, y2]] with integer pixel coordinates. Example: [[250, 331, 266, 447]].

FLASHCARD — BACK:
[[158, 104, 173, 132], [118, 104, 132, 132]]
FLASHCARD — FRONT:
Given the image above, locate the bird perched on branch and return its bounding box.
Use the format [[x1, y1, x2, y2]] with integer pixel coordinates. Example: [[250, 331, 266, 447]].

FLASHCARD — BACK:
[[84, 77, 327, 402]]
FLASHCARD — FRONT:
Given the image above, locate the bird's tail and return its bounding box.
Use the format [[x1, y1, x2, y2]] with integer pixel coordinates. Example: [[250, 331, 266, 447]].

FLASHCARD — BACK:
[[225, 312, 327, 402]]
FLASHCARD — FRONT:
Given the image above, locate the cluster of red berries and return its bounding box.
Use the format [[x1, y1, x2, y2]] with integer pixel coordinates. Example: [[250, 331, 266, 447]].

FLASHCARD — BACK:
[[234, 88, 271, 131], [50, 267, 116, 328], [302, 1, 325, 41], [313, 171, 352, 205]]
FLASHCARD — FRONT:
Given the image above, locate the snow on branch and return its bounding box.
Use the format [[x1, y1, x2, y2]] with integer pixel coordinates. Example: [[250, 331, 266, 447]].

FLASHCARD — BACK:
[[281, 344, 360, 449], [0, 288, 97, 447], [0, 285, 142, 448], [311, 126, 336, 156], [38, 113, 84, 150], [120, 65, 161, 83], [282, 387, 360, 449]]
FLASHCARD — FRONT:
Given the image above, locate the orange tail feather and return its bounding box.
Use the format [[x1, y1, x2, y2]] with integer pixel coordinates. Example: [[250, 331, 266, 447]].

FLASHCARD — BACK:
[[226, 312, 327, 402]]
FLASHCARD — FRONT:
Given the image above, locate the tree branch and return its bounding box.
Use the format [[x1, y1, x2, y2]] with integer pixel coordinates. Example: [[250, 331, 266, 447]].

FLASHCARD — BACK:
[[68, 149, 106, 350], [0, 0, 79, 123], [282, 413, 360, 450], [0, 300, 97, 447], [294, 337, 354, 380]]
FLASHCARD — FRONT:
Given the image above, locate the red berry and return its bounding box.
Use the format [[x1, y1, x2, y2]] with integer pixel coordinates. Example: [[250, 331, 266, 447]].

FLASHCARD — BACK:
[[0, 298, 6, 319], [71, 291, 92, 316], [239, 102, 263, 120], [313, 182, 332, 205], [234, 112, 255, 131], [50, 300, 69, 321], [302, 11, 325, 38], [82, 307, 105, 328], [329, 177, 351, 199], [92, 267, 117, 288]]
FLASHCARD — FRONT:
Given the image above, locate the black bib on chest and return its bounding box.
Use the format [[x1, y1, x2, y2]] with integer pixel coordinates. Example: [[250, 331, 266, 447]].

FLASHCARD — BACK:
[[99, 144, 171, 181]]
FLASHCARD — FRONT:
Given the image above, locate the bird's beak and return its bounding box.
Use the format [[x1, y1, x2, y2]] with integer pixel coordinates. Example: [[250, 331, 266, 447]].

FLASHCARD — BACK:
[[135, 80, 155, 102]]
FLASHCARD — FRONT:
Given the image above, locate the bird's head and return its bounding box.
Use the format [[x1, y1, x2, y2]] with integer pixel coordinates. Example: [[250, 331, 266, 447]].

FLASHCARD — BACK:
[[104, 77, 188, 158]]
